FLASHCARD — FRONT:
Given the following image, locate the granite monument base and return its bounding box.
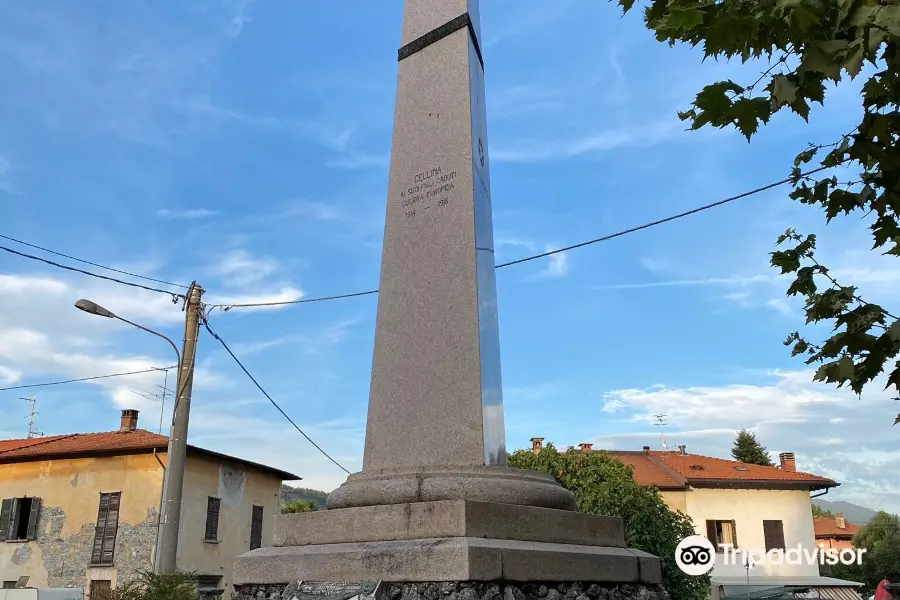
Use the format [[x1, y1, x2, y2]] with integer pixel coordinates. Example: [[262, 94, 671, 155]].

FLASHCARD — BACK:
[[233, 501, 661, 586]]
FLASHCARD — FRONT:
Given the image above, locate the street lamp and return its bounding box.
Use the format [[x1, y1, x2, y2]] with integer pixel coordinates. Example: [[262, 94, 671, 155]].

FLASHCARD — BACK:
[[74, 299, 181, 367], [74, 290, 203, 575]]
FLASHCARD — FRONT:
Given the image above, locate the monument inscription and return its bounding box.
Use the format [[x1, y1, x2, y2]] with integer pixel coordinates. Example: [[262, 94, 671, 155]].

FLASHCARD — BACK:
[[400, 166, 458, 220]]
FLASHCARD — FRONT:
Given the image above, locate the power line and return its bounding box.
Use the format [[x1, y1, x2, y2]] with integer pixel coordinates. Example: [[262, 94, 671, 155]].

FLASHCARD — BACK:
[[0, 366, 176, 392], [0, 233, 189, 289], [200, 316, 352, 475], [209, 164, 832, 311], [0, 244, 186, 298]]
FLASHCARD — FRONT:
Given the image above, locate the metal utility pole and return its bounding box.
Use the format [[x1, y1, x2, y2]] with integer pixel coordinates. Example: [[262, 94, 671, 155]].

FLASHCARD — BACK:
[[155, 282, 204, 574]]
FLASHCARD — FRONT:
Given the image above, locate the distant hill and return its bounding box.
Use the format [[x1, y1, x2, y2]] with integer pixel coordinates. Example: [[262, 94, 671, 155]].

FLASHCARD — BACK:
[[812, 499, 877, 524], [281, 485, 328, 509]]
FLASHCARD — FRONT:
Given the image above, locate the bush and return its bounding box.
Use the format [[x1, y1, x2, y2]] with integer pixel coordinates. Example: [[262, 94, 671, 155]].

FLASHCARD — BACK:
[[94, 570, 198, 600], [508, 444, 710, 600]]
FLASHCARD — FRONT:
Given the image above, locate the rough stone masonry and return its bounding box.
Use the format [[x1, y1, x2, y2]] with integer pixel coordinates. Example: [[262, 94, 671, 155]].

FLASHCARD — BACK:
[[231, 582, 670, 600], [233, 0, 666, 593]]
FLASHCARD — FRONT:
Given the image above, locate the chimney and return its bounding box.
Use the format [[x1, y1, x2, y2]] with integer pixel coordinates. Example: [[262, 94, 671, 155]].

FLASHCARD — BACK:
[[836, 513, 846, 529], [678, 445, 687, 455], [120, 409, 139, 432], [530, 437, 544, 454], [579, 443, 593, 453], [642, 446, 650, 453], [779, 452, 796, 472]]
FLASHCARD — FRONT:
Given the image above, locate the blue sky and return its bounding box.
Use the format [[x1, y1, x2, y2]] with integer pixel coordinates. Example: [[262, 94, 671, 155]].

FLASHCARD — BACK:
[[1, 1, 899, 512]]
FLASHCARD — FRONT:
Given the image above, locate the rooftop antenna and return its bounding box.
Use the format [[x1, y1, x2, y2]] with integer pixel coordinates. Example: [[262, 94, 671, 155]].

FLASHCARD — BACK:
[[653, 414, 668, 450], [20, 395, 42, 438]]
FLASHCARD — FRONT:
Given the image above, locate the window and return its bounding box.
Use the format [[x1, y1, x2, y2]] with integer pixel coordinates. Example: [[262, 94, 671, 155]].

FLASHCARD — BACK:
[[706, 519, 738, 551], [763, 519, 786, 551], [90, 492, 121, 566], [89, 579, 112, 599], [249, 505, 263, 550], [0, 497, 42, 541], [204, 497, 221, 542], [197, 575, 224, 599]]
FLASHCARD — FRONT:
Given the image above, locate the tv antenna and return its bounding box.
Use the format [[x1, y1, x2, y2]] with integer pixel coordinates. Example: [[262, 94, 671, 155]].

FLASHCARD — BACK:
[[20, 395, 42, 438], [653, 414, 668, 450]]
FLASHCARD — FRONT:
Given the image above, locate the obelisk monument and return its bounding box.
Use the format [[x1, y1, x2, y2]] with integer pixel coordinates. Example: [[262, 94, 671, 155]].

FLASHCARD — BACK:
[[234, 0, 663, 591]]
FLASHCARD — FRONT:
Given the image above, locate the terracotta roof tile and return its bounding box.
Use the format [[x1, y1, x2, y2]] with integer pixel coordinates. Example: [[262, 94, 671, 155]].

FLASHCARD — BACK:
[[595, 449, 837, 490], [0, 429, 301, 481], [814, 517, 862, 538], [650, 451, 836, 488], [603, 451, 687, 489]]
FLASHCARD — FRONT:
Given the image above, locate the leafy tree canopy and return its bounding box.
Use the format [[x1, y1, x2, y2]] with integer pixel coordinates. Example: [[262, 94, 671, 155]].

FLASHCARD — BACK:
[[283, 499, 318, 514], [831, 511, 900, 590], [731, 428, 775, 466], [812, 503, 837, 518], [618, 0, 900, 423], [508, 443, 710, 600]]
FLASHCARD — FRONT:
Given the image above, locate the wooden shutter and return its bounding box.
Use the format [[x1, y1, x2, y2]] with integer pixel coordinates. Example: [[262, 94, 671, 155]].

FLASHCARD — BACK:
[[250, 505, 263, 550], [91, 493, 110, 565], [730, 520, 739, 549], [7, 498, 23, 540], [0, 499, 12, 541], [763, 520, 785, 551], [705, 520, 718, 549], [101, 493, 121, 565], [25, 498, 41, 540], [205, 497, 221, 541]]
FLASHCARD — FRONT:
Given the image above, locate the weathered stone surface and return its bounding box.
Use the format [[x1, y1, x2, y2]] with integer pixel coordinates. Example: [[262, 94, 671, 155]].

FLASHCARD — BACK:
[[275, 501, 624, 548], [23, 504, 157, 589], [231, 582, 670, 600], [233, 538, 659, 585]]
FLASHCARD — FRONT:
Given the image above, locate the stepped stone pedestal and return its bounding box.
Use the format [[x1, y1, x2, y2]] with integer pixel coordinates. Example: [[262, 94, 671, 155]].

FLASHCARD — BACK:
[[233, 1, 665, 597]]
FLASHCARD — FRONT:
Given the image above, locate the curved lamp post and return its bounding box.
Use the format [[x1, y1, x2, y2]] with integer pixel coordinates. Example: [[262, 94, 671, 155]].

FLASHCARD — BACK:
[[74, 299, 181, 368]]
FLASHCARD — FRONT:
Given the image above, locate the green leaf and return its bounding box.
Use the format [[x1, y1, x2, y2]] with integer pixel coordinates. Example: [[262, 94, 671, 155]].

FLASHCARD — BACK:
[[843, 44, 864, 78], [618, 0, 637, 12], [888, 320, 900, 342], [771, 75, 800, 107], [731, 97, 771, 139], [667, 7, 705, 29]]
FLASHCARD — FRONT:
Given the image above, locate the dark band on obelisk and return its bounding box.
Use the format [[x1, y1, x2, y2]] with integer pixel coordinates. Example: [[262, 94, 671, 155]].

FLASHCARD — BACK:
[[397, 12, 485, 68]]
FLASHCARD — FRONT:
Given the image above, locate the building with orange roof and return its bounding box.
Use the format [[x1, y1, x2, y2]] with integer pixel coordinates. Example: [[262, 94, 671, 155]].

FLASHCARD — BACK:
[[0, 409, 300, 598], [529, 439, 863, 600], [814, 514, 861, 552]]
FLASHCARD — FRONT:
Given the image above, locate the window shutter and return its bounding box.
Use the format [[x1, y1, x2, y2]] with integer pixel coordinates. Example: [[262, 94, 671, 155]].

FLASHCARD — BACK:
[[0, 499, 12, 541], [730, 520, 738, 548], [91, 494, 110, 565], [250, 505, 263, 550], [763, 520, 785, 551], [25, 498, 41, 540], [101, 493, 121, 565], [705, 520, 718, 548], [205, 497, 221, 541], [7, 498, 21, 541]]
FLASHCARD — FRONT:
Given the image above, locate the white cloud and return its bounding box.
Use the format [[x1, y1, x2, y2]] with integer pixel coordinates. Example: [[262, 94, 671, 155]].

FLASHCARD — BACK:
[[209, 249, 278, 288], [0, 364, 22, 384], [491, 119, 682, 164], [495, 237, 571, 279], [0, 156, 18, 195], [205, 287, 304, 311], [589, 369, 900, 513], [157, 208, 219, 220]]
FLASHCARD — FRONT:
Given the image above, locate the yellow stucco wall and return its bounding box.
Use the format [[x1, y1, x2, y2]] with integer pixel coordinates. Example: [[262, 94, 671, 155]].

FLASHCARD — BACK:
[[177, 454, 283, 597], [0, 453, 164, 592], [1, 451, 286, 597], [659, 490, 688, 513]]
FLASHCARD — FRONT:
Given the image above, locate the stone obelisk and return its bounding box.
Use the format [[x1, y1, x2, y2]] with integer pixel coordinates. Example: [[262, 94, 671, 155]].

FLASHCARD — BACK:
[[234, 0, 663, 593]]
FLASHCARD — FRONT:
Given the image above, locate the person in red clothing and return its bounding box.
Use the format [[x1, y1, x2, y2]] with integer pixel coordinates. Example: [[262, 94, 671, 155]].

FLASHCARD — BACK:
[[875, 579, 892, 600]]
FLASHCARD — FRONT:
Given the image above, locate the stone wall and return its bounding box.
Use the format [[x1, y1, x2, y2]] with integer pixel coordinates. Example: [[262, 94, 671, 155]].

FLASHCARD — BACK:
[[33, 505, 157, 588], [232, 582, 670, 600]]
